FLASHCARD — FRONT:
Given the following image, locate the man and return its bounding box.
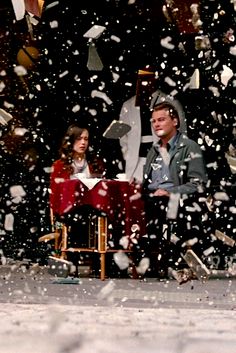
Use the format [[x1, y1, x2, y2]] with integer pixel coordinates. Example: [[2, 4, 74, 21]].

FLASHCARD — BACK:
[[119, 70, 187, 183], [141, 101, 208, 281]]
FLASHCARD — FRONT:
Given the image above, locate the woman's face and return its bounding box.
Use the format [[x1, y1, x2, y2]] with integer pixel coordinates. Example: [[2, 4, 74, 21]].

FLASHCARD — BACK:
[[73, 129, 89, 156]]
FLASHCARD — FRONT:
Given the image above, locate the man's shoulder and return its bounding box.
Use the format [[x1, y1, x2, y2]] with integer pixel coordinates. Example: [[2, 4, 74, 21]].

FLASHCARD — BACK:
[[178, 133, 199, 147], [177, 134, 204, 155], [146, 144, 157, 158]]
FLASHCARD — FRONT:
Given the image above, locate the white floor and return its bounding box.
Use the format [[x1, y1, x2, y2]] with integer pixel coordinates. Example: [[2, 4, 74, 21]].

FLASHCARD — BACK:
[[1, 303, 236, 353]]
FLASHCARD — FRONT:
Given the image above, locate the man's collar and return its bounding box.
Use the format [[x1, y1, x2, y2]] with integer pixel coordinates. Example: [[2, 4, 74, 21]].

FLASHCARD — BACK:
[[155, 131, 180, 149], [168, 132, 180, 149]]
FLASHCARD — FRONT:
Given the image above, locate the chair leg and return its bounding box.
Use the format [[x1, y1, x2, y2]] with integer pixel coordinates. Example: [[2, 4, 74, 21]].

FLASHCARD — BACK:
[[60, 224, 68, 260], [100, 253, 106, 280], [98, 216, 107, 280], [98, 216, 107, 252]]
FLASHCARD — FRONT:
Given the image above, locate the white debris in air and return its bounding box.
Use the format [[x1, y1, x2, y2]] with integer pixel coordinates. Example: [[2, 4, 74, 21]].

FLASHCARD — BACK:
[[59, 70, 69, 78], [10, 185, 26, 198], [98, 81, 105, 90], [186, 203, 202, 213], [14, 65, 27, 76], [230, 45, 236, 55], [72, 105, 80, 113], [119, 236, 129, 249], [98, 189, 107, 197], [208, 86, 220, 97], [0, 81, 6, 92], [111, 35, 121, 42], [112, 72, 120, 82], [182, 237, 198, 247], [113, 252, 130, 270], [205, 135, 214, 146], [212, 59, 220, 69], [207, 161, 218, 169], [221, 65, 234, 86], [44, 167, 52, 174], [170, 233, 180, 244], [213, 192, 230, 201], [229, 206, 236, 214], [160, 36, 175, 50], [136, 258, 150, 274], [167, 193, 180, 219], [169, 89, 178, 97], [4, 213, 14, 231], [4, 101, 14, 109], [203, 246, 215, 256], [91, 90, 113, 105], [83, 25, 106, 39], [45, 1, 59, 10], [0, 108, 13, 125], [88, 109, 97, 116], [50, 21, 58, 29], [131, 224, 140, 233], [164, 77, 176, 87], [14, 128, 28, 136], [161, 62, 166, 69]]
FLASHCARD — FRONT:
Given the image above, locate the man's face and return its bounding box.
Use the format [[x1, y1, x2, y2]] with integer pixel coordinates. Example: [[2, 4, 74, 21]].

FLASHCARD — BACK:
[[151, 108, 178, 140]]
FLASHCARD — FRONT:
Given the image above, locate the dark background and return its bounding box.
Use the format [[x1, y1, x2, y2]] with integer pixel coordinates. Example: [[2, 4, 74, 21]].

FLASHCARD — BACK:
[[0, 0, 235, 265]]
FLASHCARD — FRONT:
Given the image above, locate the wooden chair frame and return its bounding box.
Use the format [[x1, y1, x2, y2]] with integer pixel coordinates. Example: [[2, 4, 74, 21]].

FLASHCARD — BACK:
[[39, 208, 135, 280]]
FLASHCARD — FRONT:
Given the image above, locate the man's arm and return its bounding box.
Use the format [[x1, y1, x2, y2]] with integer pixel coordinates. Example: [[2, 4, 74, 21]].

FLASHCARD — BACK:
[[168, 142, 208, 195]]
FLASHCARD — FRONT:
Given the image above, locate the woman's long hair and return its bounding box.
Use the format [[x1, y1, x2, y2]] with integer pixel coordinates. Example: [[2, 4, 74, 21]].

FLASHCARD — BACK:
[[59, 125, 88, 174], [59, 124, 105, 175]]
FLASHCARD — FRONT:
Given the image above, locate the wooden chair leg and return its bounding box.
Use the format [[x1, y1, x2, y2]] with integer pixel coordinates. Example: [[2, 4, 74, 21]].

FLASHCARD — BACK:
[[98, 216, 107, 280], [60, 224, 68, 260], [100, 253, 106, 281], [98, 216, 107, 251]]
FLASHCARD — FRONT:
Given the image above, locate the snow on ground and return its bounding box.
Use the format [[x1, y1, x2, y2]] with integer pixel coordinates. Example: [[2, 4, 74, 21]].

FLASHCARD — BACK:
[[1, 303, 236, 353]]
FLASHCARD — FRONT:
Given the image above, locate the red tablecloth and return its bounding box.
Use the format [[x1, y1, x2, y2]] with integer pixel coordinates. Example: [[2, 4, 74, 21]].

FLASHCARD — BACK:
[[50, 179, 146, 239]]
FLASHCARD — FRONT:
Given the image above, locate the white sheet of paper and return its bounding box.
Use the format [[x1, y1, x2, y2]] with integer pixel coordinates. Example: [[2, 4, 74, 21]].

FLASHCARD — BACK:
[[83, 25, 106, 39], [103, 120, 131, 139], [78, 177, 102, 190]]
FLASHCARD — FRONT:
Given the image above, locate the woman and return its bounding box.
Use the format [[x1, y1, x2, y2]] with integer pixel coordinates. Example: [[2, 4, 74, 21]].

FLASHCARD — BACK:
[[51, 124, 105, 183], [49, 124, 106, 252], [50, 124, 106, 209]]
